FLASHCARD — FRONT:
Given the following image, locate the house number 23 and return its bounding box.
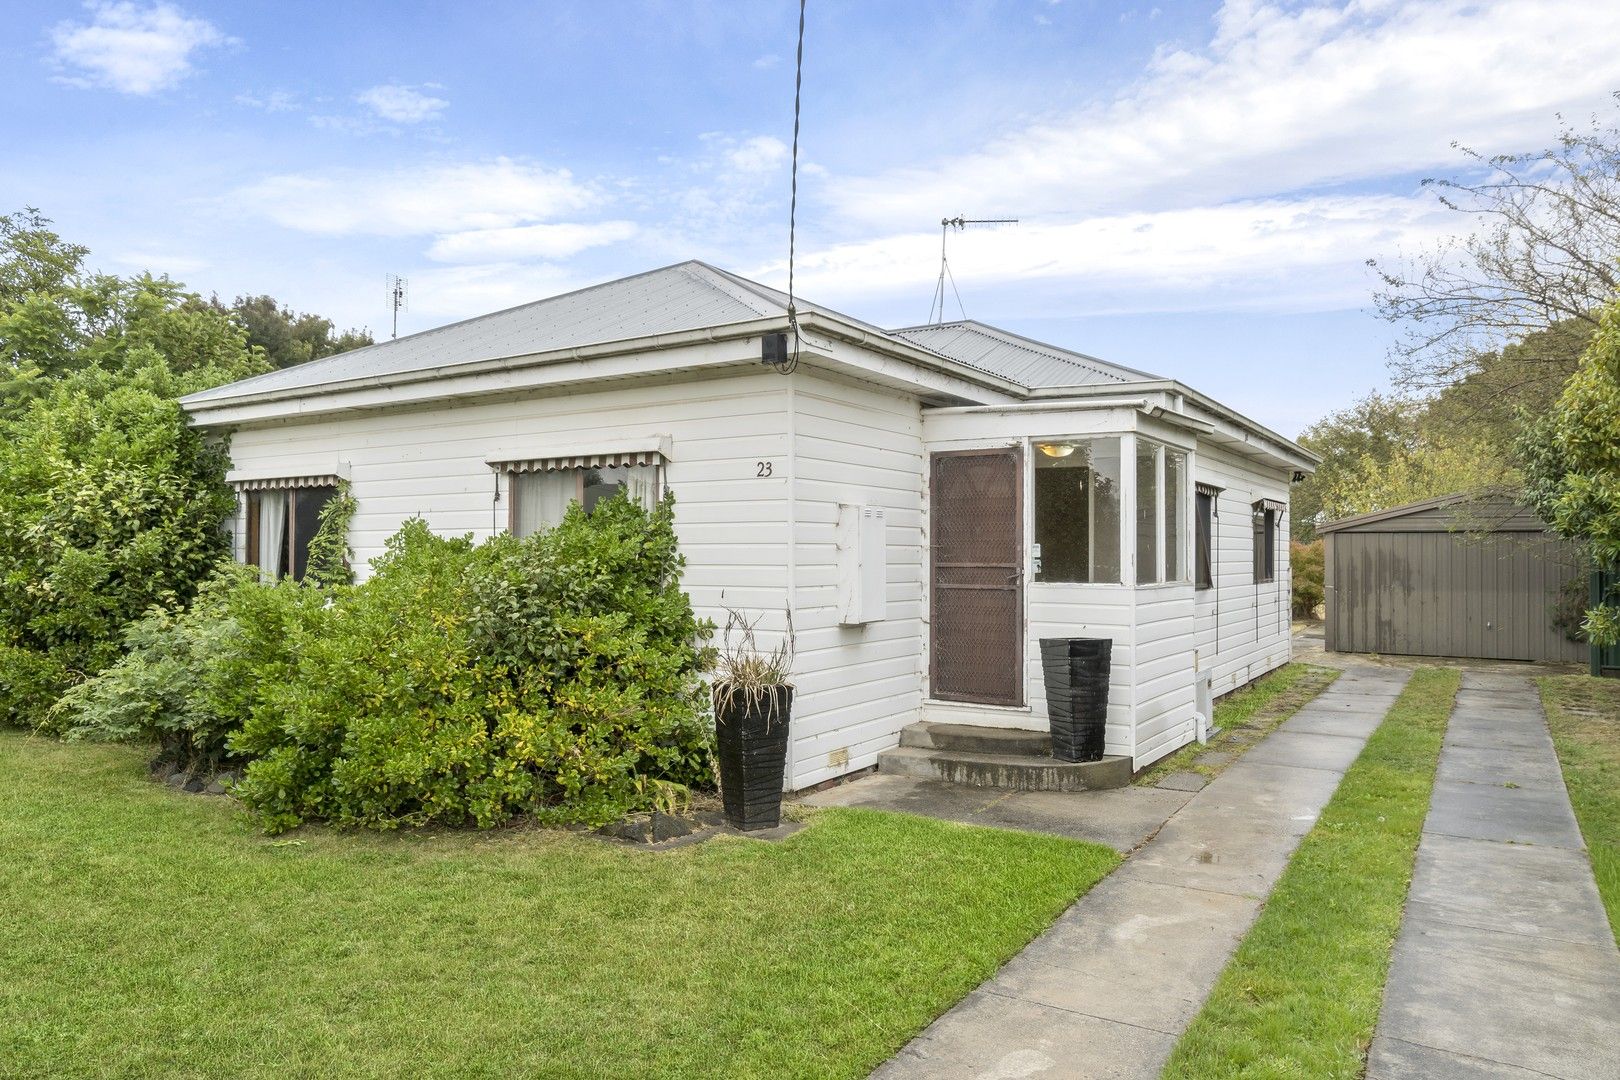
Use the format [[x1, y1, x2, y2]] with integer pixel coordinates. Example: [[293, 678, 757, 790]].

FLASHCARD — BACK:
[[756, 461, 775, 477]]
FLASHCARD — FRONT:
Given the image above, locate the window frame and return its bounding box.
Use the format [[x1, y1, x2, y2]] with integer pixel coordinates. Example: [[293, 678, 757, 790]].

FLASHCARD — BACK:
[[243, 484, 338, 582], [1132, 436, 1192, 587], [505, 462, 663, 538], [1030, 435, 1125, 585], [1252, 500, 1280, 584], [1195, 485, 1218, 591]]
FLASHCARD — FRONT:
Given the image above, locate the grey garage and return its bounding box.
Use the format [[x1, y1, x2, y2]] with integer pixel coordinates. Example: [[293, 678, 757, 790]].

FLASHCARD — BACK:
[[1321, 494, 1587, 663]]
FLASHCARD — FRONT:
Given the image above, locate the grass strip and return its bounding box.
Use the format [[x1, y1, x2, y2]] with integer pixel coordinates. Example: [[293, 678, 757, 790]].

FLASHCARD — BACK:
[[1161, 666, 1460, 1080], [1538, 674, 1620, 945], [1134, 663, 1341, 787], [0, 732, 1119, 1079]]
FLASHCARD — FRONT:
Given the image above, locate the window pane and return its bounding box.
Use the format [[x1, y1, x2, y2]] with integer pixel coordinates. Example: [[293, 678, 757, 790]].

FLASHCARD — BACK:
[[1195, 491, 1214, 590], [582, 464, 659, 514], [1032, 437, 1121, 583], [1135, 440, 1160, 584], [1166, 451, 1187, 581], [290, 486, 337, 581], [513, 471, 574, 538], [255, 489, 288, 581]]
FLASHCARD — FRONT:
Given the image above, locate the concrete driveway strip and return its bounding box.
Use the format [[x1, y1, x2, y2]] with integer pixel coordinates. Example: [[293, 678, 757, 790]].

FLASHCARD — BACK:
[[1367, 671, 1620, 1080], [873, 665, 1412, 1080]]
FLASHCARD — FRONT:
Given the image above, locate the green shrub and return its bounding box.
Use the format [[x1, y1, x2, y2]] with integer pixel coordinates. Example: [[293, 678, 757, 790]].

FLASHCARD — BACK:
[[59, 490, 716, 832], [1291, 539, 1325, 619]]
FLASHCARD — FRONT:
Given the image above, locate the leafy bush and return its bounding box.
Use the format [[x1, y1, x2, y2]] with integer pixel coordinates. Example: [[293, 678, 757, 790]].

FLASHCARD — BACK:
[[1291, 539, 1325, 619], [0, 359, 247, 726], [60, 491, 716, 833]]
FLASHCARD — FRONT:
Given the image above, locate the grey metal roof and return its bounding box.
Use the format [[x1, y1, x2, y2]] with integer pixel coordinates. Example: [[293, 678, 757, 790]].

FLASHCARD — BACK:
[[887, 321, 1159, 387], [182, 260, 1161, 408], [182, 260, 795, 405]]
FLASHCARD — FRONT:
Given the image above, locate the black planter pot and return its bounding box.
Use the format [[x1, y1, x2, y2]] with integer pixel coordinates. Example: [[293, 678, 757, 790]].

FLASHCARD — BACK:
[[1039, 637, 1111, 763], [714, 684, 793, 831]]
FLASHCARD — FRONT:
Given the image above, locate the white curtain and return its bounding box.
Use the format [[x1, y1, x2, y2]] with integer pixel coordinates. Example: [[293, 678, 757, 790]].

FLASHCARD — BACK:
[[513, 471, 574, 537], [623, 464, 659, 510], [257, 490, 287, 580]]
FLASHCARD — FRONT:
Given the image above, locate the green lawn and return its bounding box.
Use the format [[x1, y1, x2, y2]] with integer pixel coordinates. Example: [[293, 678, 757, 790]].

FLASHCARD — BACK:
[[0, 733, 1119, 1079], [1161, 666, 1460, 1080], [1539, 674, 1620, 946], [1134, 663, 1340, 787]]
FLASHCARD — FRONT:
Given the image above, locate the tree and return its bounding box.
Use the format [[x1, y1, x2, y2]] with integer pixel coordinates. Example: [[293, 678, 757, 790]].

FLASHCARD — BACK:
[[1292, 393, 1423, 538], [217, 293, 373, 370], [1371, 100, 1620, 406], [1519, 298, 1620, 645]]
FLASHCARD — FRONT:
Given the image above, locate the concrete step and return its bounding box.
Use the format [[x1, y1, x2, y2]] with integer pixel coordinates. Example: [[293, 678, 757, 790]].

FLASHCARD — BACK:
[[878, 745, 1132, 792], [899, 722, 1053, 756]]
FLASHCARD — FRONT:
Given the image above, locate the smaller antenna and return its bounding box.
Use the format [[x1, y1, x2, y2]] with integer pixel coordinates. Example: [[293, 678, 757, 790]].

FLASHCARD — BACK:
[[929, 215, 1018, 325], [386, 274, 409, 339]]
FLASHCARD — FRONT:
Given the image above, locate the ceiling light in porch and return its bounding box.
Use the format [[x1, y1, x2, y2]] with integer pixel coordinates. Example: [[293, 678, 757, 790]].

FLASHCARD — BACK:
[[1036, 442, 1077, 459]]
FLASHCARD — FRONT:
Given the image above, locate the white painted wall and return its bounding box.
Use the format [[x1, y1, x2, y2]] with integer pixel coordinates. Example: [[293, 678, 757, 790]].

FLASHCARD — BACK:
[[1194, 443, 1295, 702]]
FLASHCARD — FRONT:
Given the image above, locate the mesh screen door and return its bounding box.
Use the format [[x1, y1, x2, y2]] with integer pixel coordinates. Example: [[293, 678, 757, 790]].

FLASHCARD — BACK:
[[930, 447, 1024, 705]]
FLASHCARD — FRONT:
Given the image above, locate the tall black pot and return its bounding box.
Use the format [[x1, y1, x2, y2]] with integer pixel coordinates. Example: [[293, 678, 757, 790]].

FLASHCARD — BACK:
[[714, 684, 793, 831], [1039, 637, 1111, 763]]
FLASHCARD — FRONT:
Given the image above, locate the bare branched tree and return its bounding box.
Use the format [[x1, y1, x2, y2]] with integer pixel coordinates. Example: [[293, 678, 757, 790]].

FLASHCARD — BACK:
[[1371, 97, 1620, 398]]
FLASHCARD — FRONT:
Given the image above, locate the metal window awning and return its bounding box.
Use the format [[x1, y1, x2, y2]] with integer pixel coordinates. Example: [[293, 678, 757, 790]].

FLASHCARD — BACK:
[[1196, 482, 1223, 497], [486, 434, 672, 474], [1252, 498, 1286, 515], [227, 468, 345, 491]]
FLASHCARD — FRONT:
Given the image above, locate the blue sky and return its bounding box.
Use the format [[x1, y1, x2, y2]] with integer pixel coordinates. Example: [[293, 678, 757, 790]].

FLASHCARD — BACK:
[[4, 0, 1618, 436]]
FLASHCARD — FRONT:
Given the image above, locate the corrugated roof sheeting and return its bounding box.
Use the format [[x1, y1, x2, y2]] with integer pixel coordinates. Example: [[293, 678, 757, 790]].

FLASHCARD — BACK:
[[183, 262, 780, 405], [182, 260, 1163, 408], [889, 321, 1159, 387]]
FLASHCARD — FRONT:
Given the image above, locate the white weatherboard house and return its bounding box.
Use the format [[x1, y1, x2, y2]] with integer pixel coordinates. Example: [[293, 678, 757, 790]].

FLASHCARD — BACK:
[[182, 261, 1314, 791]]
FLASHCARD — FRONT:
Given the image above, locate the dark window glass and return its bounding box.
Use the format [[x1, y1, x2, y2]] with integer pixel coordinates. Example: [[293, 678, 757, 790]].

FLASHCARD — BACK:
[[1196, 491, 1214, 590], [291, 486, 336, 581]]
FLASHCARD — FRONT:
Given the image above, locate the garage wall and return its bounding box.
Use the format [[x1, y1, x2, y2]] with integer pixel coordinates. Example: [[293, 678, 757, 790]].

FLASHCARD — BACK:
[[1324, 504, 1586, 662]]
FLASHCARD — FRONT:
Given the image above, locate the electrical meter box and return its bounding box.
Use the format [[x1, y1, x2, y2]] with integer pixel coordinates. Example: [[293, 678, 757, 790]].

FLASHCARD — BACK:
[[836, 503, 887, 625]]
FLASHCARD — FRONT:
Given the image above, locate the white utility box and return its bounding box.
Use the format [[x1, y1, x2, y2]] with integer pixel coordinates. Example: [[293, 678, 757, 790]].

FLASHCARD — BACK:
[[836, 503, 887, 625]]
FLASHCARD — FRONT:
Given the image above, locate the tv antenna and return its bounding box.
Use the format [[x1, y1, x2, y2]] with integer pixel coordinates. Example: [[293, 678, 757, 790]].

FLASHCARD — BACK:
[[386, 274, 409, 339], [928, 215, 1017, 325]]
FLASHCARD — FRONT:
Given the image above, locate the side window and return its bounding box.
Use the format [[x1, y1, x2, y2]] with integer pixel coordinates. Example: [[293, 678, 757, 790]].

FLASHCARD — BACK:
[[1195, 489, 1215, 590], [509, 464, 661, 538], [245, 485, 337, 581], [1252, 500, 1279, 584]]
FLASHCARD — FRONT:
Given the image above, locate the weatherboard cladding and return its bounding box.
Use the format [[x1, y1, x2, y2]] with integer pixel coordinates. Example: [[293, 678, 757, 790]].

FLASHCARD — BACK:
[[181, 260, 1162, 408]]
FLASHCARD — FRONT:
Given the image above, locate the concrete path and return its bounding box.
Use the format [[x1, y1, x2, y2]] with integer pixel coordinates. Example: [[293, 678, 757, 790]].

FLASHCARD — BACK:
[[872, 665, 1411, 1080], [1367, 672, 1620, 1079]]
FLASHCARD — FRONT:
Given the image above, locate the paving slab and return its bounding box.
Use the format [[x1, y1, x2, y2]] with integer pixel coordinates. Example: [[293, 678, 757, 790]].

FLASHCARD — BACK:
[[1404, 833, 1614, 947], [1280, 708, 1385, 738], [1376, 915, 1620, 1079], [1366, 1036, 1561, 1079], [799, 773, 1191, 853], [871, 989, 1176, 1080], [986, 875, 1260, 1034], [1425, 777, 1585, 848], [1370, 671, 1620, 1080], [1433, 741, 1568, 790], [1240, 728, 1368, 772], [1154, 770, 1207, 792], [872, 664, 1409, 1080]]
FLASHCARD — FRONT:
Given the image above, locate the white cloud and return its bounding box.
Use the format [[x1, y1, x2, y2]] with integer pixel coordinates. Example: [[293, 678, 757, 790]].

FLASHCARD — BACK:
[[727, 135, 789, 174], [234, 159, 598, 237], [772, 194, 1456, 316], [753, 53, 780, 69], [357, 83, 448, 124], [828, 0, 1620, 224], [427, 221, 638, 263], [235, 89, 296, 113], [50, 2, 228, 95], [404, 262, 593, 321]]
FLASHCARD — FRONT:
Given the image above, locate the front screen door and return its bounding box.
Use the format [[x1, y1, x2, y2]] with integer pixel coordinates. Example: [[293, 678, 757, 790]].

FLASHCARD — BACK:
[[930, 448, 1024, 705]]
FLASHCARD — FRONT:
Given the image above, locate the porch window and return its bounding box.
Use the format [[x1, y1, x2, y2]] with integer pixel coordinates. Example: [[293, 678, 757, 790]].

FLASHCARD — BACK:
[[1253, 500, 1282, 583], [242, 482, 338, 582], [508, 463, 661, 538], [1135, 439, 1191, 585], [1032, 437, 1121, 583]]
